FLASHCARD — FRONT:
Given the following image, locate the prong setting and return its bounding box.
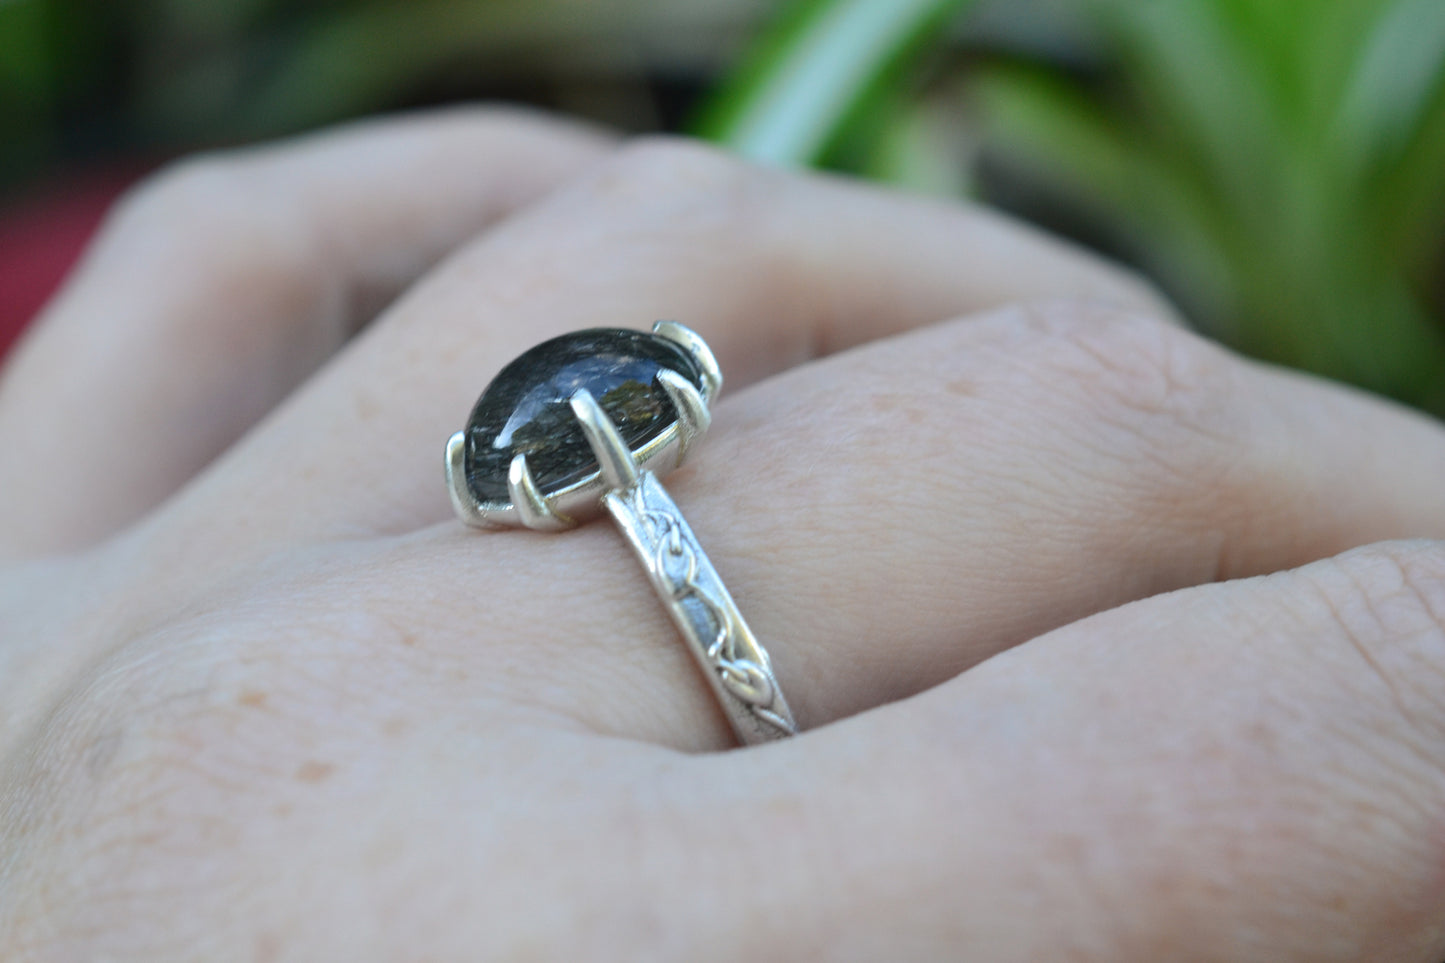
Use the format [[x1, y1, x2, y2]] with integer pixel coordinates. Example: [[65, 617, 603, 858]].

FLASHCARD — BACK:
[[449, 327, 717, 530], [653, 320, 722, 402], [656, 368, 711, 462], [447, 431, 503, 529], [569, 388, 641, 490], [508, 453, 573, 531]]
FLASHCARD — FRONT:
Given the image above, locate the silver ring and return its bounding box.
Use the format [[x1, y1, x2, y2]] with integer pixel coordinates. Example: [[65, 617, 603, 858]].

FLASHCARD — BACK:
[[445, 321, 797, 744]]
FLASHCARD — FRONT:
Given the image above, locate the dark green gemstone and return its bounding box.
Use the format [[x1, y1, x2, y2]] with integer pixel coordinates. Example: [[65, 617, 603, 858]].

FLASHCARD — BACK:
[[464, 328, 704, 502]]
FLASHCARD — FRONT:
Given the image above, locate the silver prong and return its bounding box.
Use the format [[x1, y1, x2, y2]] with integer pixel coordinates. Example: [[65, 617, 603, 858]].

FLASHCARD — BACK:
[[508, 453, 573, 531], [447, 431, 499, 528], [653, 320, 722, 402], [656, 368, 711, 462], [569, 388, 640, 491]]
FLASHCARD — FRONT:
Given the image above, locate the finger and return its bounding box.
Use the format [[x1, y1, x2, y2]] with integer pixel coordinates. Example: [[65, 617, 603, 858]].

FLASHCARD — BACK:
[[732, 540, 1445, 961], [232, 303, 1445, 753], [147, 138, 1170, 552], [0, 107, 614, 560], [7, 550, 1441, 958]]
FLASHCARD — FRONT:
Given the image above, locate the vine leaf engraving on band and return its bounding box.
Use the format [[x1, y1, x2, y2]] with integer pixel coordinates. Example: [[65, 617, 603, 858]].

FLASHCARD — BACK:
[[621, 483, 794, 739], [718, 660, 774, 707]]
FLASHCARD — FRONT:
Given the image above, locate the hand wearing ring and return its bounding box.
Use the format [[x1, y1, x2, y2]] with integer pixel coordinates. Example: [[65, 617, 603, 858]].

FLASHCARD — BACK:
[[3, 112, 1445, 961]]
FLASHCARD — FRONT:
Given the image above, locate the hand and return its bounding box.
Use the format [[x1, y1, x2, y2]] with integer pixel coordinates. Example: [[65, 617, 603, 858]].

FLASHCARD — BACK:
[[3, 107, 1444, 962]]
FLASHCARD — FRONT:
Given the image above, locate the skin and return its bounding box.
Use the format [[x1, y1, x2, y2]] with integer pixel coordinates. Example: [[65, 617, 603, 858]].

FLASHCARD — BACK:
[[1, 107, 1444, 962]]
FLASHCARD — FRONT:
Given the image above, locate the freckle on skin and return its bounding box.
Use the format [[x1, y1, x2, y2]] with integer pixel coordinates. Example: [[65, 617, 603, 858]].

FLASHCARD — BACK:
[[946, 379, 977, 397], [255, 932, 281, 963], [295, 761, 336, 783], [238, 689, 268, 708], [1243, 720, 1277, 752], [355, 392, 382, 422], [1044, 831, 1091, 880], [870, 392, 925, 424]]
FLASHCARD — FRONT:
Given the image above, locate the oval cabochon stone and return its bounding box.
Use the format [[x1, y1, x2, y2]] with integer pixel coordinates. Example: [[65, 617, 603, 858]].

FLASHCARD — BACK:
[[464, 328, 705, 502]]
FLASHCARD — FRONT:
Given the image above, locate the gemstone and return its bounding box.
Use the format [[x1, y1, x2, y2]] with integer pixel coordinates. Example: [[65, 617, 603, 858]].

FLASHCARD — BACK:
[[464, 328, 705, 502]]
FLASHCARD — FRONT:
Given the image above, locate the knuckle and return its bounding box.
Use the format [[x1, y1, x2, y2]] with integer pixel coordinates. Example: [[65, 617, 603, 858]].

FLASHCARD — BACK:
[[1303, 541, 1445, 744], [109, 152, 300, 265], [503, 135, 782, 292], [1017, 302, 1238, 449], [1090, 265, 1179, 322], [454, 102, 614, 150], [1313, 542, 1445, 646], [2, 638, 306, 941], [601, 135, 750, 190], [571, 136, 767, 235], [0, 690, 204, 940], [109, 153, 253, 233], [98, 153, 328, 323]]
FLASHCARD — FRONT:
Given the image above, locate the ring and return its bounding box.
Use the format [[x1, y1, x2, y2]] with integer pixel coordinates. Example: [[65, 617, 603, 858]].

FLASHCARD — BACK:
[[445, 321, 798, 744]]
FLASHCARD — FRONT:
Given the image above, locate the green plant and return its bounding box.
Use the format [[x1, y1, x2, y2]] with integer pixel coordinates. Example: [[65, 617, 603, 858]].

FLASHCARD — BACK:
[[0, 0, 762, 192], [699, 0, 1445, 412], [6, 0, 1444, 410], [693, 0, 976, 167]]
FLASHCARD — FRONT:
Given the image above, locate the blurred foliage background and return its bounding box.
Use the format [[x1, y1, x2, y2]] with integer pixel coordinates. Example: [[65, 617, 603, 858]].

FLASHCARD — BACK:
[[2, 0, 1443, 412]]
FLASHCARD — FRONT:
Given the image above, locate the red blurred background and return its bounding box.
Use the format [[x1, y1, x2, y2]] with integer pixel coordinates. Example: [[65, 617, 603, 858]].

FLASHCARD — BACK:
[[0, 170, 139, 358]]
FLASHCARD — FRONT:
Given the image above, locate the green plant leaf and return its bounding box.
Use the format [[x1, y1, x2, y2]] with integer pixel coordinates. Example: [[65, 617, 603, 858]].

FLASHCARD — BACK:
[[0, 0, 55, 111], [1100, 0, 1286, 236], [859, 82, 976, 197], [694, 0, 976, 167], [973, 62, 1239, 334], [972, 0, 1445, 407], [1377, 85, 1445, 262], [0, 0, 57, 182], [145, 0, 664, 141], [1333, 0, 1445, 262], [1334, 0, 1445, 171]]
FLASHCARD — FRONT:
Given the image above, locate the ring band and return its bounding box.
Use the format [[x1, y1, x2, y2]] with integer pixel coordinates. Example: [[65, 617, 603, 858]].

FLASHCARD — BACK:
[[446, 321, 797, 744]]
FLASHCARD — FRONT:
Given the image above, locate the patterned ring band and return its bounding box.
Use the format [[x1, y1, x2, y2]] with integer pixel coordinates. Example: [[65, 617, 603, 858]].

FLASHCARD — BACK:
[[445, 321, 797, 745]]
